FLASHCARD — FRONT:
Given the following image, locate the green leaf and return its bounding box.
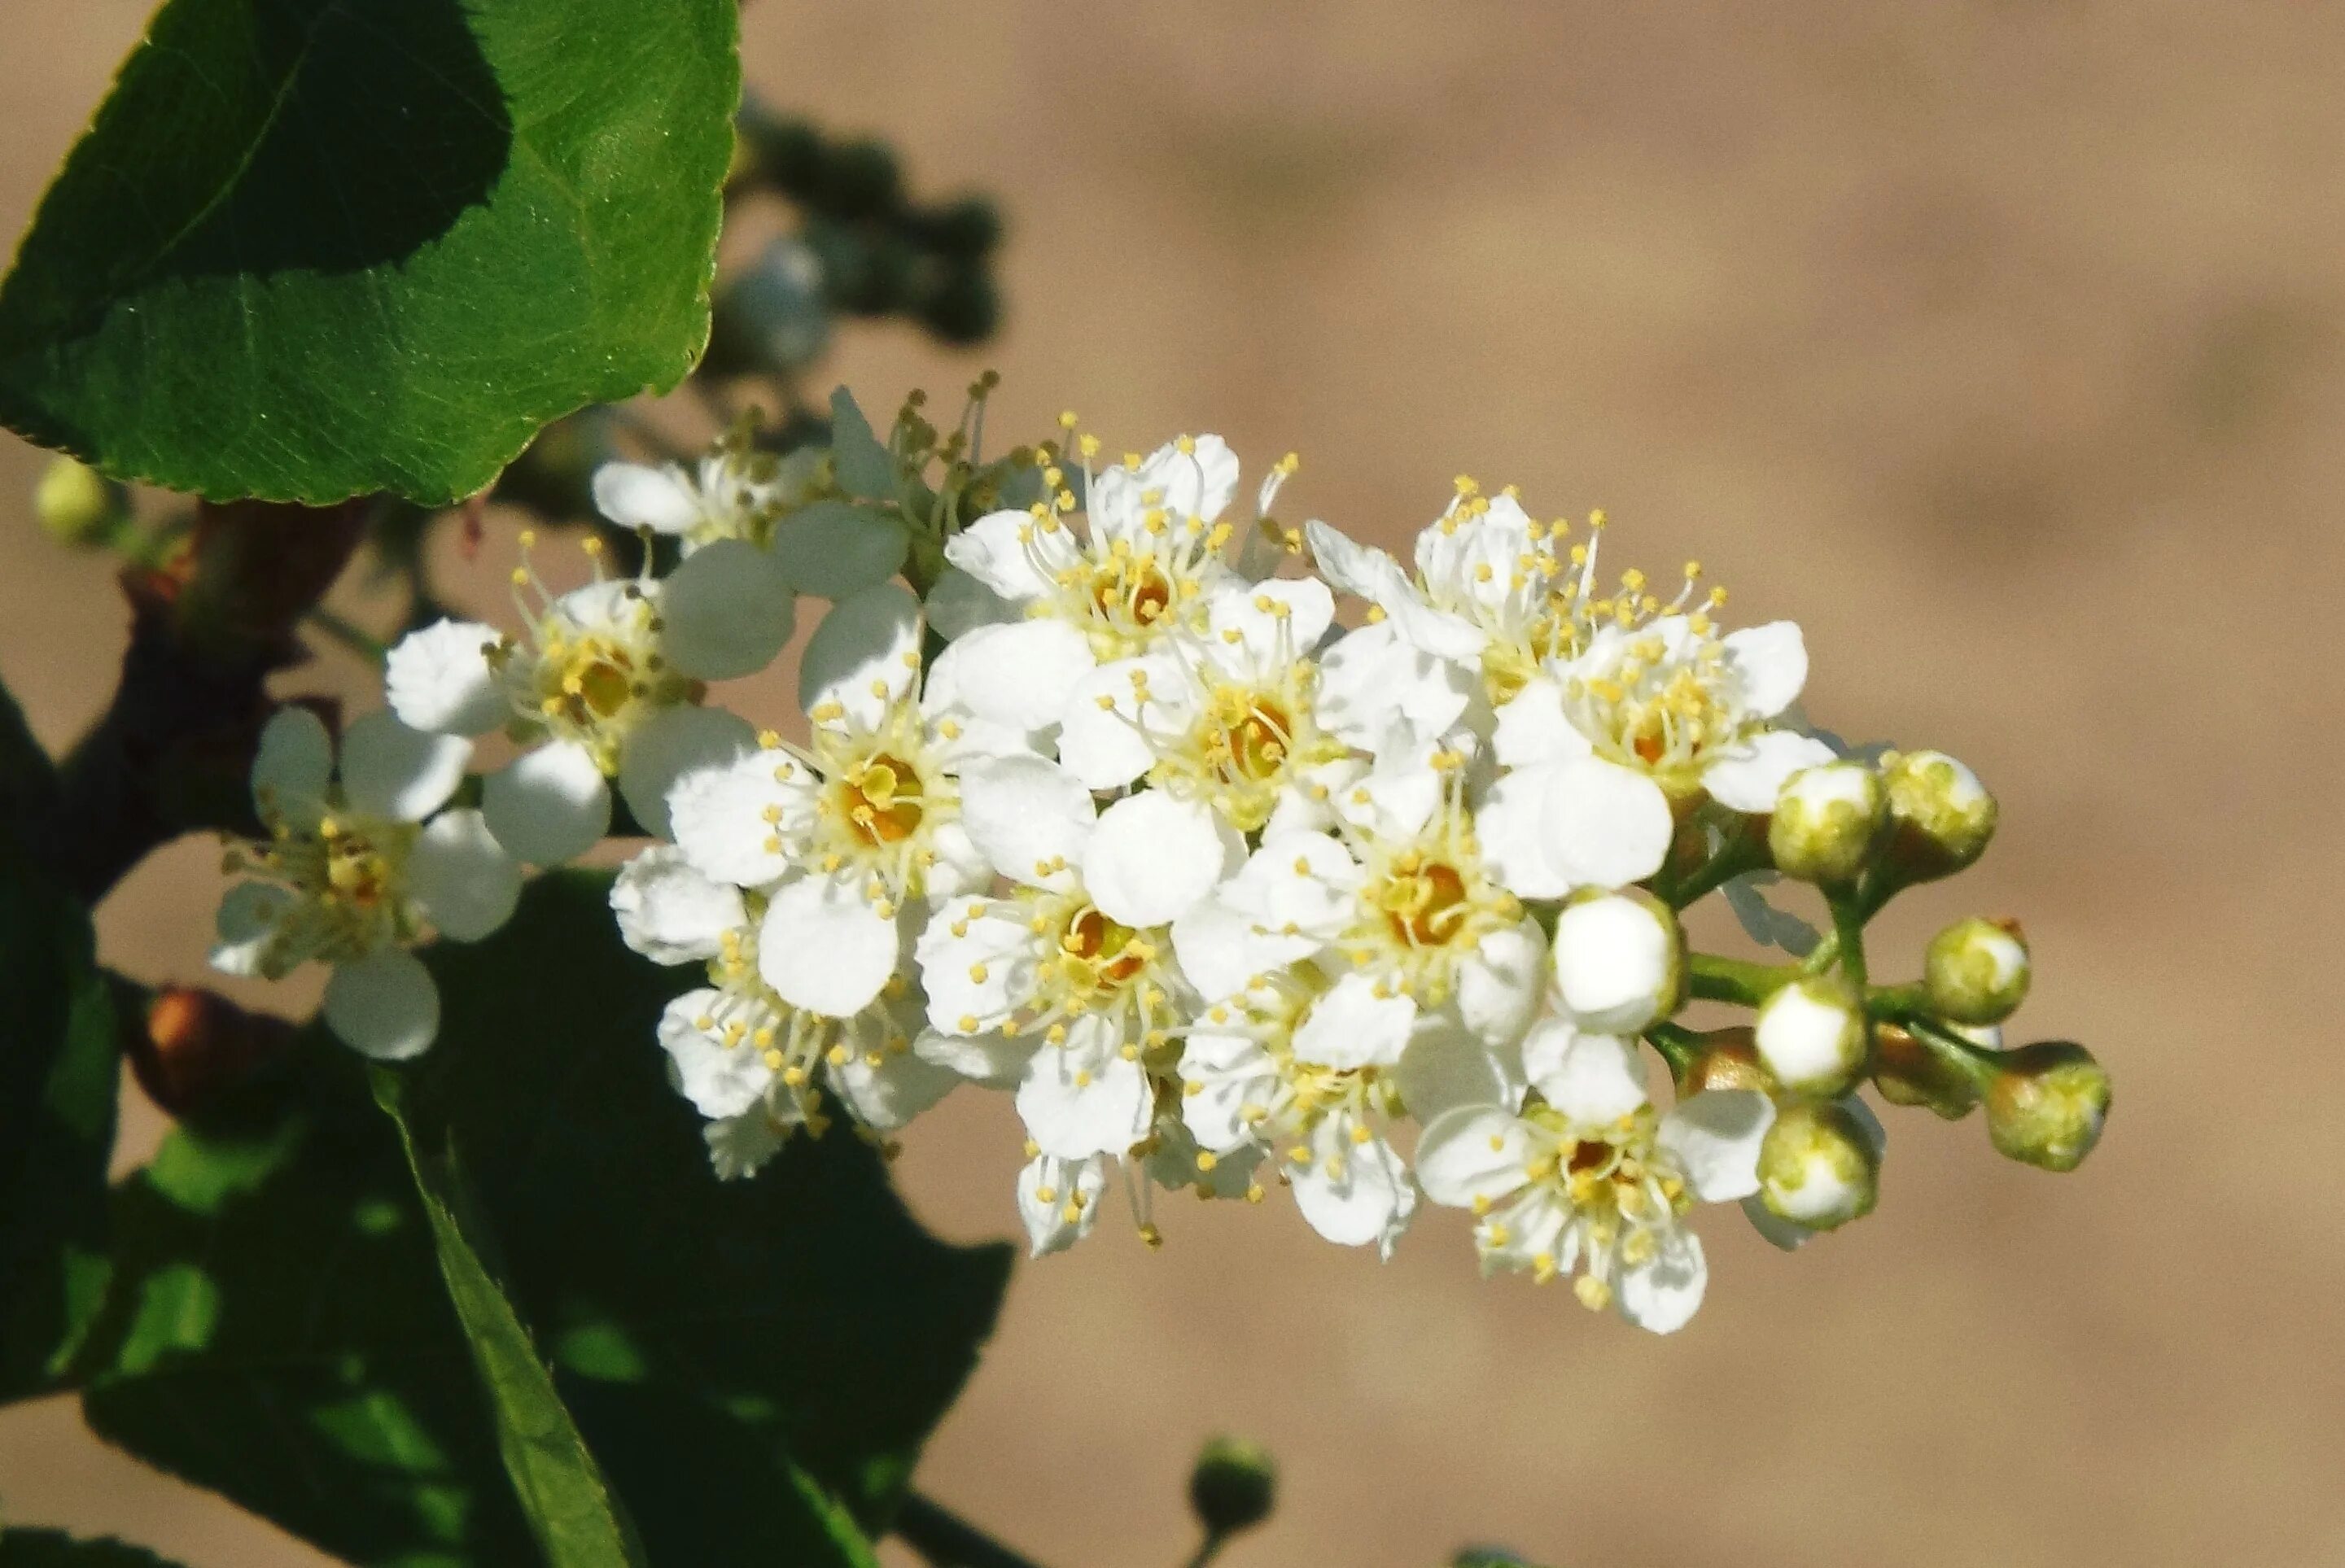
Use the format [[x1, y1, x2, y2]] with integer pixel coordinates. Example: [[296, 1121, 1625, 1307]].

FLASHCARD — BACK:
[[409, 871, 1013, 1549], [0, 678, 116, 1404], [0, 1530, 187, 1567], [371, 1067, 647, 1568], [0, 0, 740, 504], [77, 1051, 542, 1566], [77, 873, 1008, 1565]]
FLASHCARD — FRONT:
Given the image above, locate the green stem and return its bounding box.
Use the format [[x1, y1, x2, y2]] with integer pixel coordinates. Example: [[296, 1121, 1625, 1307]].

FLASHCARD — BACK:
[[1829, 896, 1869, 992], [1865, 981, 1930, 1019], [1663, 826, 1764, 909], [893, 1492, 1050, 1568], [305, 606, 387, 667], [1889, 1013, 2004, 1089], [1686, 953, 1796, 1007], [1182, 1533, 1229, 1568], [1643, 1022, 1701, 1083]]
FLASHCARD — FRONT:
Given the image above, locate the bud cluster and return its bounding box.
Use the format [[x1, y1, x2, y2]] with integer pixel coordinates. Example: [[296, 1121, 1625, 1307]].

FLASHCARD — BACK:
[[204, 385, 2109, 1333]]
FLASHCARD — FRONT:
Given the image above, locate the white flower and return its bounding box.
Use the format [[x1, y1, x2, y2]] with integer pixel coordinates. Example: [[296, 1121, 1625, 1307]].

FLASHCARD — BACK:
[[1183, 753, 1544, 1055], [1307, 482, 1583, 749], [1416, 1031, 1774, 1333], [1489, 595, 1830, 886], [1017, 1148, 1113, 1257], [212, 708, 519, 1060], [664, 585, 1000, 1021], [383, 534, 755, 863], [916, 754, 1235, 1160], [1177, 967, 1419, 1257], [591, 417, 822, 554], [612, 845, 957, 1177], [1057, 576, 1358, 835], [1546, 890, 1682, 1036], [934, 434, 1293, 747]]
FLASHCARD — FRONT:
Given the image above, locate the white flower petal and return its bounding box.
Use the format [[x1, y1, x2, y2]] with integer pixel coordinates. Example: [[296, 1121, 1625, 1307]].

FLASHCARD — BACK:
[[770, 500, 910, 600], [1170, 892, 1293, 1004], [383, 619, 507, 737], [210, 882, 293, 978], [1082, 792, 1228, 929], [322, 948, 440, 1061], [1055, 656, 1175, 790], [1722, 621, 1808, 719], [667, 748, 812, 888], [1458, 918, 1546, 1046], [1315, 621, 1472, 751], [1227, 832, 1361, 942], [658, 538, 797, 681], [609, 844, 745, 963], [1492, 676, 1593, 769], [1396, 1011, 1524, 1125], [483, 741, 611, 867], [957, 753, 1094, 889], [1702, 730, 1838, 814], [1017, 1152, 1109, 1258], [1474, 769, 1569, 900], [1291, 1116, 1416, 1255], [913, 1026, 1038, 1088], [1525, 1024, 1650, 1123], [656, 990, 776, 1119], [617, 705, 757, 841], [915, 904, 1032, 1034], [251, 706, 332, 828], [944, 508, 1061, 601], [1540, 757, 1673, 889], [706, 1110, 791, 1181], [1743, 1191, 1813, 1251], [407, 808, 522, 942], [758, 871, 898, 1016], [929, 619, 1095, 736], [800, 583, 921, 727], [1016, 1024, 1153, 1159], [593, 461, 702, 535], [339, 711, 470, 823], [1616, 1227, 1707, 1334], [1292, 973, 1416, 1069], [1659, 1090, 1777, 1203], [1414, 1106, 1533, 1208], [828, 1044, 959, 1131], [1176, 1032, 1279, 1151]]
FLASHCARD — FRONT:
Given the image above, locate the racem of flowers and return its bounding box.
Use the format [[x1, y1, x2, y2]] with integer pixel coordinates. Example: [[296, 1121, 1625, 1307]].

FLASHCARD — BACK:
[[212, 387, 2111, 1334]]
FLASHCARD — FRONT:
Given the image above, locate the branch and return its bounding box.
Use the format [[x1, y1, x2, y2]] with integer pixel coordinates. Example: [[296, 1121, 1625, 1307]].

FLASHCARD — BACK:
[[893, 1492, 1051, 1568]]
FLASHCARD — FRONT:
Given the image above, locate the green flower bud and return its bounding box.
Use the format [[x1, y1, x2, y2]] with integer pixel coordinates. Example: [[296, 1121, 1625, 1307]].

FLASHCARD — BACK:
[[1189, 1436, 1277, 1539], [1767, 762, 1886, 887], [1880, 749, 1997, 882], [1923, 916, 2031, 1025], [1757, 1098, 1882, 1231], [1871, 1022, 1980, 1120], [35, 456, 123, 548], [1753, 975, 1868, 1098], [1986, 1041, 2109, 1172]]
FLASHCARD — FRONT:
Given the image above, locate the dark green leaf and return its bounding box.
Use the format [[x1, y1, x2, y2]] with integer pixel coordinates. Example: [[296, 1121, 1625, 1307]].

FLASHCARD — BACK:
[[409, 870, 1012, 1550], [372, 1066, 647, 1567], [78, 873, 1008, 1565], [77, 1050, 541, 1566], [0, 1529, 186, 1567], [0, 675, 116, 1404], [0, 0, 739, 504]]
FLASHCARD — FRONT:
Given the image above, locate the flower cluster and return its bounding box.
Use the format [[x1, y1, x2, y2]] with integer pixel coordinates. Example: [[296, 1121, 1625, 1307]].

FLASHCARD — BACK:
[[212, 390, 2110, 1332]]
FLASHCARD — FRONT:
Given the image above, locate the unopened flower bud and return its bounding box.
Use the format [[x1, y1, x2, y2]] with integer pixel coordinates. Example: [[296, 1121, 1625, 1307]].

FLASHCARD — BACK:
[[1985, 1042, 2110, 1172], [1880, 749, 1997, 882], [35, 456, 124, 548], [1871, 1022, 1980, 1120], [1757, 1098, 1881, 1231], [1550, 889, 1683, 1034], [1768, 762, 1886, 887], [1189, 1436, 1277, 1539], [1923, 916, 2031, 1025], [1753, 976, 1868, 1098], [1682, 1027, 1774, 1096]]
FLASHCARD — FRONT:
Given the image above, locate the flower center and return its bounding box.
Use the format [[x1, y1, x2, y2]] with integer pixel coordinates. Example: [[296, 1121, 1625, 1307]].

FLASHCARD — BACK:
[[1376, 856, 1470, 948], [1057, 906, 1149, 991], [841, 754, 924, 845]]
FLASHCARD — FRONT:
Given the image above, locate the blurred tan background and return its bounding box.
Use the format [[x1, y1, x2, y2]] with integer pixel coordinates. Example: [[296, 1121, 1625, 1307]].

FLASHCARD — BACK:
[[5, 2, 2343, 1564]]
